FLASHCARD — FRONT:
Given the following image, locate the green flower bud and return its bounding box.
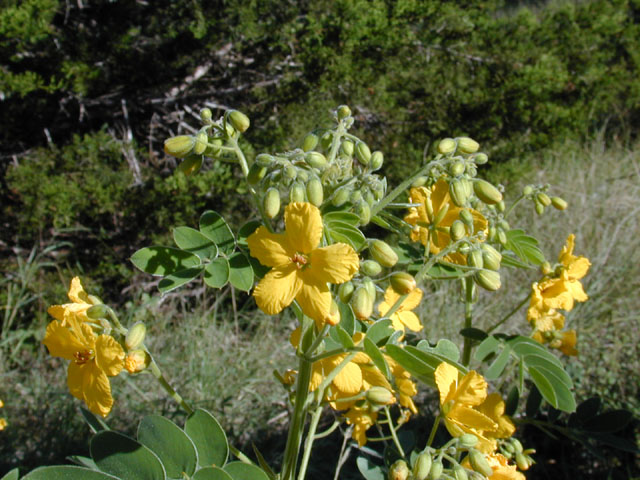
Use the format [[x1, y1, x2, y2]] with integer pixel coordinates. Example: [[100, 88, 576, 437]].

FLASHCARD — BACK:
[[341, 139, 355, 156], [551, 196, 568, 210], [200, 108, 212, 123], [474, 270, 501, 291], [369, 240, 398, 267], [497, 200, 506, 212], [264, 188, 281, 218], [523, 185, 534, 196], [361, 259, 383, 277], [535, 201, 545, 215], [351, 287, 374, 320], [512, 438, 523, 453], [305, 151, 328, 170], [178, 155, 203, 176], [450, 161, 466, 177], [390, 272, 417, 295], [227, 110, 250, 133], [193, 131, 208, 155], [457, 137, 479, 154], [320, 131, 333, 150], [466, 164, 477, 177], [499, 220, 510, 231], [450, 178, 470, 207], [355, 201, 371, 225], [362, 277, 376, 300], [472, 152, 488, 165], [86, 304, 109, 320], [367, 386, 395, 406], [248, 164, 267, 185], [364, 189, 376, 207], [413, 452, 433, 480], [331, 186, 351, 207], [481, 244, 502, 271], [459, 208, 474, 227], [428, 459, 443, 480], [515, 452, 530, 471], [350, 190, 363, 204], [302, 133, 319, 152], [497, 228, 508, 246], [355, 142, 372, 166], [474, 180, 503, 205], [452, 465, 468, 480], [338, 281, 355, 303], [306, 178, 324, 206], [164, 135, 196, 158], [438, 138, 456, 155], [255, 153, 274, 167], [289, 182, 306, 203], [125, 322, 147, 350], [536, 192, 551, 207], [459, 433, 479, 448], [541, 261, 552, 275], [125, 349, 151, 374], [283, 165, 297, 180], [467, 249, 484, 269], [412, 176, 428, 187], [389, 459, 410, 480], [337, 105, 352, 120], [451, 220, 466, 241], [468, 450, 493, 477], [296, 169, 310, 182], [370, 151, 384, 171]]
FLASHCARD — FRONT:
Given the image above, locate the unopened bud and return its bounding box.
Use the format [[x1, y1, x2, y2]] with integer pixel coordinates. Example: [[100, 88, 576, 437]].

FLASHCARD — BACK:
[[468, 450, 492, 477], [248, 164, 267, 185], [341, 139, 355, 156], [355, 201, 371, 225], [551, 196, 567, 210], [351, 287, 374, 320], [497, 200, 506, 212], [227, 110, 250, 133], [87, 304, 109, 320], [457, 137, 479, 154], [355, 142, 372, 166], [474, 180, 503, 205], [412, 176, 428, 187], [438, 138, 456, 155], [459, 209, 474, 227], [369, 240, 398, 268], [523, 185, 534, 196], [460, 433, 479, 448], [537, 192, 551, 207], [497, 228, 508, 246], [472, 152, 488, 165], [413, 452, 433, 480], [200, 108, 212, 123], [474, 270, 501, 291], [193, 131, 208, 155], [125, 349, 150, 374], [164, 135, 196, 158], [449, 178, 470, 207], [389, 460, 410, 480], [255, 153, 274, 167], [320, 132, 333, 150], [306, 178, 324, 206], [515, 452, 530, 471], [367, 386, 395, 406], [289, 182, 306, 203], [338, 281, 355, 303], [264, 188, 281, 218], [331, 186, 351, 206], [428, 460, 443, 480], [361, 260, 382, 277], [325, 300, 341, 326], [370, 151, 384, 170], [452, 465, 468, 480], [512, 438, 523, 453], [337, 105, 352, 120], [449, 161, 465, 177], [467, 249, 484, 269], [535, 201, 545, 215], [302, 133, 319, 152], [451, 220, 466, 241], [481, 244, 502, 271], [390, 272, 416, 295], [305, 151, 328, 170], [125, 322, 147, 350]]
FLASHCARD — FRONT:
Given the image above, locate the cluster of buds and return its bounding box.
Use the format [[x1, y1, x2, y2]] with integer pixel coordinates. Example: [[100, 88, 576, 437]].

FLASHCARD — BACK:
[[499, 438, 535, 471], [522, 184, 567, 216]]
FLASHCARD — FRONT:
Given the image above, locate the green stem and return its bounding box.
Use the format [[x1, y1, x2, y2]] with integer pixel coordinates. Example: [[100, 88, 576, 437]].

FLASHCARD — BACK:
[[426, 415, 442, 447], [148, 358, 194, 415], [229, 445, 254, 465], [486, 293, 531, 334], [384, 406, 405, 458], [370, 163, 434, 217], [297, 405, 324, 480], [313, 420, 340, 439], [461, 277, 475, 367], [304, 324, 330, 358], [504, 194, 526, 219]]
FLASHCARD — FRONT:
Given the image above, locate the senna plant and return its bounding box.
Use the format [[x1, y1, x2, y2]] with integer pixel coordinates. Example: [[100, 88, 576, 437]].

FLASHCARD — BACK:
[[9, 105, 620, 480]]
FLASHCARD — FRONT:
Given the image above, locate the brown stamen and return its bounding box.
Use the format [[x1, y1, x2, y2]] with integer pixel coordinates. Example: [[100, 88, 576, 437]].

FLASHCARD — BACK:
[[74, 349, 94, 365], [291, 253, 308, 269]]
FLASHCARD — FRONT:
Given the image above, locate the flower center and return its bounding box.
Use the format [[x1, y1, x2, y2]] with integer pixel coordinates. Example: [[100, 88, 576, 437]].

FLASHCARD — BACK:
[[74, 349, 95, 365], [291, 252, 309, 270]]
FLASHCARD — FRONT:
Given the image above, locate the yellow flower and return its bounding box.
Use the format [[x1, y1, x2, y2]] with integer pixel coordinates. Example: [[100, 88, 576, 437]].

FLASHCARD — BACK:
[[485, 453, 526, 480], [477, 393, 516, 441], [378, 286, 423, 335], [47, 277, 95, 326], [43, 317, 125, 417], [344, 405, 378, 446], [387, 356, 419, 415], [248, 202, 359, 325], [533, 328, 578, 356], [0, 399, 6, 431], [404, 181, 487, 264]]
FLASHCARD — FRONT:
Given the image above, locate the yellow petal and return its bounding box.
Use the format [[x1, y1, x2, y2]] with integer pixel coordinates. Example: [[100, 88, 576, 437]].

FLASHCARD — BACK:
[[567, 256, 590, 280], [284, 202, 323, 253], [430, 180, 450, 214], [81, 363, 114, 417], [448, 404, 498, 432], [435, 362, 459, 405], [455, 370, 488, 406], [333, 361, 363, 396], [247, 227, 292, 267], [307, 244, 359, 284], [253, 265, 302, 315], [478, 393, 515, 438], [396, 311, 423, 332], [295, 281, 331, 323], [67, 362, 85, 401], [560, 330, 578, 356], [68, 277, 91, 304], [401, 288, 423, 311], [361, 365, 392, 390], [47, 305, 66, 322], [95, 335, 125, 376], [43, 320, 87, 360], [567, 280, 588, 303]]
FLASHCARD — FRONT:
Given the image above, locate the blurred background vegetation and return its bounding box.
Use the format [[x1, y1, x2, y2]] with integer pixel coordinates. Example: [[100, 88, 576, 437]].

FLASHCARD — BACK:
[[1, 0, 639, 478]]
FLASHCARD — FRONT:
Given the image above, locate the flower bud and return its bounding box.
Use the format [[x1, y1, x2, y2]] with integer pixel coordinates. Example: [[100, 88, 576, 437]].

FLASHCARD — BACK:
[[449, 178, 470, 207], [248, 164, 267, 185], [535, 201, 545, 215], [125, 349, 151, 374], [355, 142, 372, 166], [390, 272, 416, 294], [497, 200, 506, 213], [428, 459, 443, 480], [367, 386, 395, 406], [351, 287, 374, 320], [370, 151, 384, 171], [468, 450, 493, 477], [86, 304, 109, 320], [305, 151, 328, 170], [413, 452, 433, 480], [331, 186, 351, 206], [200, 108, 212, 123], [467, 249, 484, 269], [355, 201, 371, 225], [472, 152, 488, 165], [264, 188, 281, 218], [457, 137, 479, 154], [551, 196, 568, 210], [452, 465, 468, 480], [227, 110, 250, 133], [522, 185, 533, 197], [164, 135, 196, 158], [389, 460, 410, 480], [474, 180, 503, 205], [438, 138, 456, 155], [364, 190, 376, 207], [325, 300, 341, 326], [341, 139, 355, 156], [361, 260, 382, 277], [369, 240, 398, 268], [451, 220, 466, 241], [497, 228, 508, 246], [459, 209, 474, 227], [412, 176, 428, 187], [449, 161, 465, 177], [255, 153, 274, 167], [536, 192, 551, 207], [540, 262, 552, 275], [338, 281, 355, 303], [512, 438, 523, 453], [302, 133, 319, 152], [337, 105, 352, 120], [515, 452, 530, 471], [474, 270, 501, 291], [351, 190, 363, 204], [460, 433, 479, 448], [193, 131, 208, 155], [296, 169, 310, 182], [306, 178, 324, 206], [481, 244, 502, 271], [320, 132, 333, 150], [125, 322, 147, 350], [289, 182, 306, 203]]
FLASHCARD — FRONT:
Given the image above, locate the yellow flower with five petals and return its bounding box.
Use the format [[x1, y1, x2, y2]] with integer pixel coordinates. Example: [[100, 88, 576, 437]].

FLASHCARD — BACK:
[[248, 202, 359, 325]]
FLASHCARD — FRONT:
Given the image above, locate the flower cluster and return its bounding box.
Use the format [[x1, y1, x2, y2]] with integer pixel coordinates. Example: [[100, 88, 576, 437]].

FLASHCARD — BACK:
[[527, 234, 590, 355]]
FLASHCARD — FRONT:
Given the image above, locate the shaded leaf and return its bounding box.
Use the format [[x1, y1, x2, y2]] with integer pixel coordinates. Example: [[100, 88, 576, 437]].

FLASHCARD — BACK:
[[223, 462, 270, 480], [90, 431, 166, 480], [228, 252, 253, 291], [173, 227, 218, 260], [131, 247, 200, 277], [158, 266, 203, 293], [364, 337, 390, 379], [200, 211, 235, 255], [192, 467, 233, 480], [356, 456, 385, 480], [204, 257, 230, 288], [22, 466, 118, 480]]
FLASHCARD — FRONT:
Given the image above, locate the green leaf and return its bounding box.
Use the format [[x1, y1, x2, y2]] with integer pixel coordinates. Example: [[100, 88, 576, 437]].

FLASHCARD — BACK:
[[138, 415, 198, 478], [526, 384, 543, 417], [90, 431, 166, 480], [505, 386, 519, 416], [337, 301, 355, 335], [80, 407, 110, 434], [485, 345, 511, 380], [192, 467, 233, 480], [184, 409, 228, 468], [67, 455, 98, 470], [1, 469, 19, 480], [459, 328, 488, 341], [237, 221, 261, 247], [173, 227, 218, 260], [508, 336, 564, 368], [386, 344, 437, 387], [228, 252, 253, 291], [405, 346, 468, 374], [323, 211, 361, 226], [426, 263, 464, 279], [522, 353, 572, 386], [158, 266, 203, 293], [582, 410, 633, 433], [364, 337, 390, 379], [330, 324, 354, 349], [365, 319, 394, 345], [326, 221, 367, 251], [223, 462, 270, 480], [22, 466, 119, 480], [500, 253, 533, 269], [575, 397, 601, 424], [474, 336, 501, 362], [356, 456, 385, 480], [204, 257, 230, 288], [131, 247, 201, 277], [505, 229, 545, 266], [434, 339, 460, 362], [200, 211, 235, 255]]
